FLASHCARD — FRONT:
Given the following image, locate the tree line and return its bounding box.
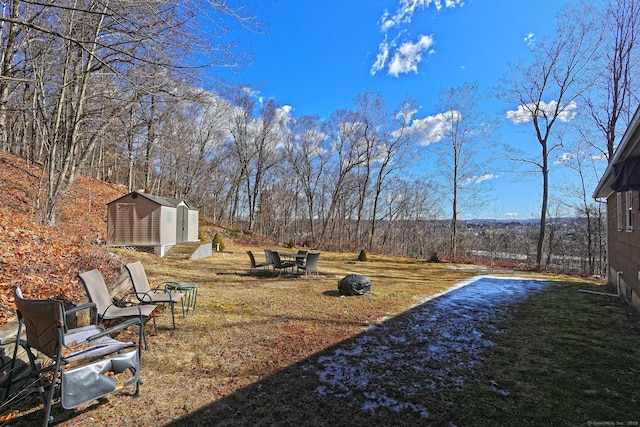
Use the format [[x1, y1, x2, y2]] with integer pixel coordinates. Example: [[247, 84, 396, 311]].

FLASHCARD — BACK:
[[1, 0, 639, 275]]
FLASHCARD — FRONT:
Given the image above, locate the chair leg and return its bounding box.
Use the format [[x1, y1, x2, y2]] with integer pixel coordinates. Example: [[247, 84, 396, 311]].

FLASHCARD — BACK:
[[42, 355, 62, 426], [18, 340, 58, 426], [141, 325, 148, 350], [170, 302, 176, 329]]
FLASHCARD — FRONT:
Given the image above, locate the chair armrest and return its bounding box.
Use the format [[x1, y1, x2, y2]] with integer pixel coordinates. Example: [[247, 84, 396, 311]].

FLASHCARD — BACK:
[[101, 300, 146, 319], [64, 302, 96, 316], [117, 292, 154, 304], [135, 291, 155, 303], [63, 318, 143, 351], [115, 294, 134, 306], [87, 318, 142, 341]]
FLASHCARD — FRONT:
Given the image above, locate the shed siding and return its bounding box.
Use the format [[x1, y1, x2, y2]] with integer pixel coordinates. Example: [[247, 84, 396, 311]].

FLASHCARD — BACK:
[[106, 191, 199, 250], [107, 203, 132, 245], [188, 210, 199, 241], [607, 191, 640, 311], [107, 194, 165, 245]]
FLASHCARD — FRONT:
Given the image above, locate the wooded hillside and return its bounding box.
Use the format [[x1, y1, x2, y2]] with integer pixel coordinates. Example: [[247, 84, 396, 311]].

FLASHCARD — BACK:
[[0, 152, 127, 325]]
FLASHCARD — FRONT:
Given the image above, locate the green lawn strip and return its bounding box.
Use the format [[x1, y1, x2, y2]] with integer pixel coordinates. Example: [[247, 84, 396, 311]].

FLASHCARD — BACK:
[[448, 281, 640, 426]]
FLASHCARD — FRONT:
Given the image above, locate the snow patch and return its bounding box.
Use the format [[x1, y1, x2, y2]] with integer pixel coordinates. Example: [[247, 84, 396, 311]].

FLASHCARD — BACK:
[[306, 276, 550, 419]]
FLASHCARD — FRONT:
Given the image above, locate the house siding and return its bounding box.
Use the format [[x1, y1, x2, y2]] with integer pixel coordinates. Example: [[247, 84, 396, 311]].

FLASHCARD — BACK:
[[606, 191, 640, 311]]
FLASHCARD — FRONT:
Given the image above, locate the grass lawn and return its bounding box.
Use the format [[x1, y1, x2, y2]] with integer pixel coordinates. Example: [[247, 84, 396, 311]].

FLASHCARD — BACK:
[[4, 245, 640, 426]]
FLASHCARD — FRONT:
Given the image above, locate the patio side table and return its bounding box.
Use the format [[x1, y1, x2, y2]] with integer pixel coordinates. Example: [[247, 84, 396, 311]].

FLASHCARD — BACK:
[[163, 282, 198, 314]]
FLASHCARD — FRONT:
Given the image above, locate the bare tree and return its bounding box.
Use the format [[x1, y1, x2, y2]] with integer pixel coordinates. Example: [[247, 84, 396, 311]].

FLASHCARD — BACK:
[[352, 91, 422, 251], [556, 124, 608, 276], [320, 109, 368, 241], [283, 114, 329, 243], [584, 0, 640, 160], [228, 93, 287, 231], [501, 2, 601, 269], [433, 82, 494, 261], [0, 0, 260, 223]]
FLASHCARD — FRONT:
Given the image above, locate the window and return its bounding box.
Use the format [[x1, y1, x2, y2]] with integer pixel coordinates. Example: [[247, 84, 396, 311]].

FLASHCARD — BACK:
[[617, 193, 623, 231], [626, 191, 634, 231]]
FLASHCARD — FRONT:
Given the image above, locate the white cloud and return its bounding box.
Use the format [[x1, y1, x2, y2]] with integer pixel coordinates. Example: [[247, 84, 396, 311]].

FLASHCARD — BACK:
[[410, 110, 460, 145], [506, 212, 519, 219], [373, 0, 463, 76], [506, 100, 578, 125], [302, 129, 328, 157], [388, 35, 435, 77], [462, 173, 498, 186], [555, 152, 575, 165], [474, 173, 497, 183], [371, 38, 390, 75], [380, 0, 464, 31], [524, 32, 535, 47]]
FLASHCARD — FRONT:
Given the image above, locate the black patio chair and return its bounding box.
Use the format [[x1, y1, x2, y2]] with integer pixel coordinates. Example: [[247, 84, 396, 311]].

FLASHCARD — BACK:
[[272, 251, 295, 276], [8, 287, 143, 426]]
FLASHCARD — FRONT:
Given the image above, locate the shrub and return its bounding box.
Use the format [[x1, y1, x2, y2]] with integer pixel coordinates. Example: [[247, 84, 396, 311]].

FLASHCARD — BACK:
[[427, 251, 440, 263], [213, 232, 225, 251], [288, 239, 295, 249], [358, 249, 367, 262], [198, 231, 206, 241]]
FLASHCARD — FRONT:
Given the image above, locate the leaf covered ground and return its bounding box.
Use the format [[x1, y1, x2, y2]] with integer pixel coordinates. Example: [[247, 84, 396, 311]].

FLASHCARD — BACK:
[[0, 152, 126, 324]]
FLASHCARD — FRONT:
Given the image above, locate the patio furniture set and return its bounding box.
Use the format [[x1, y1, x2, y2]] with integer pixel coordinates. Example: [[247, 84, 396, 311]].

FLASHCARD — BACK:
[[247, 249, 320, 277]]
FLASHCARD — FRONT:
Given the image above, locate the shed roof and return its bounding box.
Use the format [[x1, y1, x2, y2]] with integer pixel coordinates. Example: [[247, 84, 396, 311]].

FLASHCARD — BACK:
[[593, 106, 640, 199], [107, 191, 196, 209]]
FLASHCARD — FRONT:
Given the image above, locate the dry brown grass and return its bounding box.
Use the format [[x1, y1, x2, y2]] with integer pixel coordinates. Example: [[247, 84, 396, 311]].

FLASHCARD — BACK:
[[4, 245, 609, 426]]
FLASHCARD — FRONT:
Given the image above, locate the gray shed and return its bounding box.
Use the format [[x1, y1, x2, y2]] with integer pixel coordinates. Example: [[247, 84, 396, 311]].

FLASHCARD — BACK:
[[106, 192, 199, 256]]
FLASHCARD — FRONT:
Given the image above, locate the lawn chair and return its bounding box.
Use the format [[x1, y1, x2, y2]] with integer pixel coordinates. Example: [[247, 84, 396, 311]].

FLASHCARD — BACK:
[[271, 251, 295, 276], [298, 251, 320, 276], [263, 249, 275, 270], [8, 287, 143, 426], [125, 261, 184, 329], [247, 251, 269, 273], [295, 250, 308, 267], [78, 269, 157, 349]]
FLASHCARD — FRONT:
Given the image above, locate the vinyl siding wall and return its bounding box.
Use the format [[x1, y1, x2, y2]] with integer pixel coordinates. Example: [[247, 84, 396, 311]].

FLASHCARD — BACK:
[[107, 195, 177, 246]]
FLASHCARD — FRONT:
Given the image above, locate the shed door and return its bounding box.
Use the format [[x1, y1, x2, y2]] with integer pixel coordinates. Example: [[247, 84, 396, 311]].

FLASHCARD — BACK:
[[176, 205, 188, 243]]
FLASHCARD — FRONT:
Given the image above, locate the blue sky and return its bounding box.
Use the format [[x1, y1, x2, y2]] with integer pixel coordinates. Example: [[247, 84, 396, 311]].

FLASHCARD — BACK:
[[217, 0, 580, 220]]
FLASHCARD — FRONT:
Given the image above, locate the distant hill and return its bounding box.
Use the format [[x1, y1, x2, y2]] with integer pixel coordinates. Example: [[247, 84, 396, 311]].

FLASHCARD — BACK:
[[0, 152, 127, 325]]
